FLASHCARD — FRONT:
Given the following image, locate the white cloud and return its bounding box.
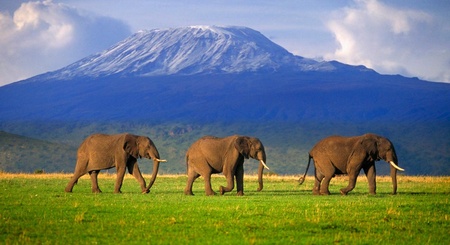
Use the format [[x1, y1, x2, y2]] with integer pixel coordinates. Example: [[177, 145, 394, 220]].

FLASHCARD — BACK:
[[326, 0, 450, 83], [0, 1, 131, 86]]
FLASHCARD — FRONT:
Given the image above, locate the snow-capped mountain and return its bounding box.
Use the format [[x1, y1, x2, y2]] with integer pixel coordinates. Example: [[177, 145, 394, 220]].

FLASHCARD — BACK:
[[32, 26, 352, 80]]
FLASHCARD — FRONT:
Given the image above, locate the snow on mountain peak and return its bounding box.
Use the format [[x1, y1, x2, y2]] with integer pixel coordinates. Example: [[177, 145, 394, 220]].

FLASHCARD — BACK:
[[38, 25, 332, 80]]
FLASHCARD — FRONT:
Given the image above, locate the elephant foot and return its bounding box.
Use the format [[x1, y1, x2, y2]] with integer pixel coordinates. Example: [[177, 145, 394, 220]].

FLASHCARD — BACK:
[[92, 188, 102, 193], [219, 186, 225, 195], [205, 188, 217, 196], [312, 187, 321, 195], [142, 189, 150, 194], [320, 188, 331, 195], [184, 190, 194, 196], [340, 189, 348, 195], [113, 190, 122, 194], [236, 191, 244, 196], [64, 188, 73, 193], [206, 191, 216, 196]]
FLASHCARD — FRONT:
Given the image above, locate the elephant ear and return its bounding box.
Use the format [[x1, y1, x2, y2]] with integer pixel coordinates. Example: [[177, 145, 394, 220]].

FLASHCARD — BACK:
[[123, 134, 139, 159], [234, 136, 250, 159], [348, 136, 378, 164]]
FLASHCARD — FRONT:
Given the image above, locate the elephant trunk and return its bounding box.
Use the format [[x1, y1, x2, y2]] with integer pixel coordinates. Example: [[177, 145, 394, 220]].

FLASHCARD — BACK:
[[388, 161, 403, 195], [257, 154, 268, 192], [257, 161, 264, 192], [390, 165, 397, 195], [146, 159, 160, 192]]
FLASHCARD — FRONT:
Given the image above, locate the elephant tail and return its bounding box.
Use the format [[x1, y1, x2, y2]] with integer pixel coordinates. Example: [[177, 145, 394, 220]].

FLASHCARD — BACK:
[[298, 154, 312, 185]]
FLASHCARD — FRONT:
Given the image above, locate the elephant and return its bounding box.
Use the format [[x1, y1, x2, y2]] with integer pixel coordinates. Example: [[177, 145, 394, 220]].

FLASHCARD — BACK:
[[65, 133, 166, 193], [298, 133, 404, 195], [184, 135, 270, 196]]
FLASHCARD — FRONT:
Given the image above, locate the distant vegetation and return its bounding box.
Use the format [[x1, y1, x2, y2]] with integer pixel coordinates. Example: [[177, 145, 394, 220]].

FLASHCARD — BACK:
[[1, 120, 449, 175], [0, 131, 76, 173]]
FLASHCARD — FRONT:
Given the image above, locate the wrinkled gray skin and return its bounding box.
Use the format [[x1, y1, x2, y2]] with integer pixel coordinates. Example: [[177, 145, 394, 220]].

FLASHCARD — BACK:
[[185, 135, 267, 196], [65, 133, 164, 194], [299, 133, 403, 195]]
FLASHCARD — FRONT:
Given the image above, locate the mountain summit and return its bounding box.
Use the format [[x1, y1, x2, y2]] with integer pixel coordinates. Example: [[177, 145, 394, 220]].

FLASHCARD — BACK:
[[31, 26, 356, 80]]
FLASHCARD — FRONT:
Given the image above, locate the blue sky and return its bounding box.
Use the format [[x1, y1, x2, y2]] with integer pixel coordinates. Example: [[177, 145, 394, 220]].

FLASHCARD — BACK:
[[1, 0, 449, 86]]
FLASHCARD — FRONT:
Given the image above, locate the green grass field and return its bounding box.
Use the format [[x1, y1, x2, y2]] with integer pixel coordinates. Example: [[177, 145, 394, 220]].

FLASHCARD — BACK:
[[1, 173, 449, 244]]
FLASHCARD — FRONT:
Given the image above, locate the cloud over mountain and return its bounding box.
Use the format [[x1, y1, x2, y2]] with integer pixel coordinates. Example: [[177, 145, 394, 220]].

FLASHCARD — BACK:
[[326, 0, 450, 83], [0, 1, 131, 86]]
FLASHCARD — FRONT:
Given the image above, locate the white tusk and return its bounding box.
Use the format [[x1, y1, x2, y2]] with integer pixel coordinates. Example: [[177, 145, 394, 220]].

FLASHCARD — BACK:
[[389, 161, 404, 171], [260, 160, 270, 170], [156, 158, 167, 162]]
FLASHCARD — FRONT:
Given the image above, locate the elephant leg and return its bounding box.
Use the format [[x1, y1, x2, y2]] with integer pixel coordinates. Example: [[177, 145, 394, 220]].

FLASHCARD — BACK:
[[114, 166, 126, 193], [313, 169, 323, 195], [313, 168, 325, 195], [203, 173, 216, 196], [340, 170, 359, 195], [89, 170, 102, 193], [363, 163, 376, 195], [65, 157, 88, 192], [320, 175, 333, 195], [65, 172, 84, 192], [128, 162, 148, 193], [184, 166, 200, 195], [314, 160, 334, 195], [219, 171, 235, 195], [235, 163, 244, 196]]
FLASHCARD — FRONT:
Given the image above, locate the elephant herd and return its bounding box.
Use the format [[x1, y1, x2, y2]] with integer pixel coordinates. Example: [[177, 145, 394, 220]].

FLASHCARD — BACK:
[[65, 133, 404, 196]]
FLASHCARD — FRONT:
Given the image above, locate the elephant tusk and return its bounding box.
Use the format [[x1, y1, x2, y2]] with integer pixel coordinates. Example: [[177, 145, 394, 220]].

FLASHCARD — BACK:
[[389, 161, 404, 171], [260, 160, 270, 170], [156, 158, 167, 162]]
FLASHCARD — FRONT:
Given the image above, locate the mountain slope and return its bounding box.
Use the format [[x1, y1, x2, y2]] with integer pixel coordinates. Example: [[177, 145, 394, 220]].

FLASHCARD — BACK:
[[0, 131, 76, 172], [1, 72, 448, 123]]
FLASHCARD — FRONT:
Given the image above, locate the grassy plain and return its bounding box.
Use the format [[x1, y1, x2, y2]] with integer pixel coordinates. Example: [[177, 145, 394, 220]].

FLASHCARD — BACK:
[[1, 173, 449, 244]]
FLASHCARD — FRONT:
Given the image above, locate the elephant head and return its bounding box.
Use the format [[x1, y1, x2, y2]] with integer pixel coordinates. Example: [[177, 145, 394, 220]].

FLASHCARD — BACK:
[[351, 134, 404, 194], [123, 134, 166, 192], [235, 136, 269, 191]]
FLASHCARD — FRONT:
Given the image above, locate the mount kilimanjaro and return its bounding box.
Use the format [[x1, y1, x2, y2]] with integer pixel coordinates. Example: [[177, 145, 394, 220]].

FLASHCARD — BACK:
[[0, 26, 449, 175], [26, 25, 367, 81], [2, 25, 436, 123]]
